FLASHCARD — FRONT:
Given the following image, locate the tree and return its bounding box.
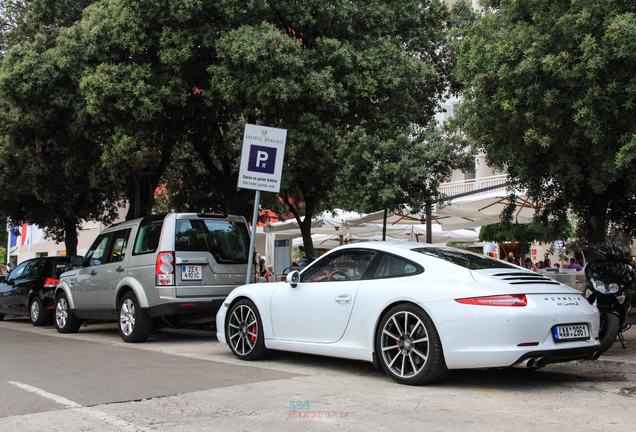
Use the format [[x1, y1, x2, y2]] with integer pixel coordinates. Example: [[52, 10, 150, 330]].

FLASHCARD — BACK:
[[0, 33, 123, 255], [205, 2, 454, 256], [0, 0, 119, 255], [333, 122, 474, 238], [480, 221, 573, 261], [452, 0, 636, 243], [1, 1, 459, 257]]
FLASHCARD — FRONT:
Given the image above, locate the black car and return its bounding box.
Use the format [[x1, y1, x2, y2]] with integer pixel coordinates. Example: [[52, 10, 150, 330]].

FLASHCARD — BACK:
[[0, 257, 74, 325]]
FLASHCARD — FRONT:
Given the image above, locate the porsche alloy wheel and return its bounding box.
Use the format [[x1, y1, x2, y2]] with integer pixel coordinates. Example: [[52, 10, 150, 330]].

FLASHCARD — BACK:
[[377, 304, 448, 385], [226, 299, 267, 360]]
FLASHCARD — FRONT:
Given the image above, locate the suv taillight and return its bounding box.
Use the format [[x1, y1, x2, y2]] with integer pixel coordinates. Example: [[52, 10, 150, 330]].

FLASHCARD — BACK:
[[156, 252, 175, 286], [43, 278, 59, 288]]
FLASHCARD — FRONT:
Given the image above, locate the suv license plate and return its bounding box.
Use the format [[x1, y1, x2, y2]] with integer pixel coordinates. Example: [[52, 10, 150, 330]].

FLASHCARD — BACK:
[[182, 265, 202, 281], [553, 324, 590, 342]]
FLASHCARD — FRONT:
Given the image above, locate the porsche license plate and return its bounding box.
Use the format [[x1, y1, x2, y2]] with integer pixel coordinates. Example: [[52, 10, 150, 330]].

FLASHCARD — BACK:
[[182, 265, 202, 281], [553, 324, 590, 341]]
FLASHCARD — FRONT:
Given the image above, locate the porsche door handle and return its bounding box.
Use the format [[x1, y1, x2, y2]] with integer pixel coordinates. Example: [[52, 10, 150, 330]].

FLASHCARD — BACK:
[[335, 295, 352, 305]]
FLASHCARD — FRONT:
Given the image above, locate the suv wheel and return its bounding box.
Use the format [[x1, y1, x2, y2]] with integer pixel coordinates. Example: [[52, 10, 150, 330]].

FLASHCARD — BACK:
[[55, 292, 82, 333], [118, 292, 153, 343], [30, 296, 48, 326]]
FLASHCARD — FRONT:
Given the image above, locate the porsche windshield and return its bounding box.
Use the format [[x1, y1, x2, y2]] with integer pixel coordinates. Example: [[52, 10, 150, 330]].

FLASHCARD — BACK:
[[412, 247, 517, 270]]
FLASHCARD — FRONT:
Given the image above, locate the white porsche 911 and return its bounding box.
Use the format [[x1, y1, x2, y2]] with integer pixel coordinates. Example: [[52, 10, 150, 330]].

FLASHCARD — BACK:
[[216, 242, 600, 385]]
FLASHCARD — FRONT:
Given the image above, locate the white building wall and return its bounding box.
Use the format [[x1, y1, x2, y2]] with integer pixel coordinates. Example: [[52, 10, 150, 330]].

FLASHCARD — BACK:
[[10, 204, 128, 265]]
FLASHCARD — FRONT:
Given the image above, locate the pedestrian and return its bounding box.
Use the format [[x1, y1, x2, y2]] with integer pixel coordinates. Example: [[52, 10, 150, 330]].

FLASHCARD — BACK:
[[567, 258, 582, 271], [524, 257, 533, 270], [265, 265, 274, 282], [255, 253, 266, 279], [544, 258, 552, 268], [507, 252, 515, 263]]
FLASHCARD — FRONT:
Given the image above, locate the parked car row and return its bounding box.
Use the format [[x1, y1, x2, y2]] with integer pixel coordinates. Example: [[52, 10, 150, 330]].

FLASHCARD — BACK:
[[1, 214, 603, 386], [2, 212, 252, 343], [0, 256, 75, 325]]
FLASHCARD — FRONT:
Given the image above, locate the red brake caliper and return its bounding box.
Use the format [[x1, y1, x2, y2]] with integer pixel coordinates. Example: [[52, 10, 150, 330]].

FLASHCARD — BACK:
[[251, 324, 257, 342]]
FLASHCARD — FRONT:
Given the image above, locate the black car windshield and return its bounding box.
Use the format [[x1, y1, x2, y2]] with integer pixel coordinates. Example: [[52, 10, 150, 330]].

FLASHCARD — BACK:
[[412, 247, 517, 270]]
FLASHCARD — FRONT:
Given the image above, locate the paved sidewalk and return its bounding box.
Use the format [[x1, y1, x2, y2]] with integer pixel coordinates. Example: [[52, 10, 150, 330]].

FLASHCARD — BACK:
[[570, 311, 636, 373]]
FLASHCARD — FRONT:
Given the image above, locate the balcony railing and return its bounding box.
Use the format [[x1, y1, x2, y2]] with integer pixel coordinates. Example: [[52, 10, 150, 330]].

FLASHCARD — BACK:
[[439, 174, 508, 198]]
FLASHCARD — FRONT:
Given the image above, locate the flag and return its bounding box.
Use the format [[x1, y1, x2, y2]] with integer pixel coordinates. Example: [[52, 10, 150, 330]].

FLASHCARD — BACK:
[[20, 224, 46, 246], [10, 228, 18, 248]]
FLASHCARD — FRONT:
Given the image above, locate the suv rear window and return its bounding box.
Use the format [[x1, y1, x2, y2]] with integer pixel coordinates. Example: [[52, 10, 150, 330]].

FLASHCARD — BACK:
[[175, 219, 249, 264]]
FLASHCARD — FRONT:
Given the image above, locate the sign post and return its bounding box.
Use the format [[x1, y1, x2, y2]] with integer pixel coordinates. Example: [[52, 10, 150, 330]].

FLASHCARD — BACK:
[[238, 124, 287, 284]]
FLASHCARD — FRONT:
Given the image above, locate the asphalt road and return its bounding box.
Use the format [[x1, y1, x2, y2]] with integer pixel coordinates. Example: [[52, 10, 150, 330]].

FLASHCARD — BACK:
[[1, 317, 635, 432]]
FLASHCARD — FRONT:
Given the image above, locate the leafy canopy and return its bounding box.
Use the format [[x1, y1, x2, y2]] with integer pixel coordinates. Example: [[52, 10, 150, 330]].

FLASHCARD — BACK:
[[452, 0, 636, 243]]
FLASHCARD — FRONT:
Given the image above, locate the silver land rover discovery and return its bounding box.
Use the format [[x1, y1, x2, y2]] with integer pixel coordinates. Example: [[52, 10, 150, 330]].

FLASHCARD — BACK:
[[55, 213, 251, 342]]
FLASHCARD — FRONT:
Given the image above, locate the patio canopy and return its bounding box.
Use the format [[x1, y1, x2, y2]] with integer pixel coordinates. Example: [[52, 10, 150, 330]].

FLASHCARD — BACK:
[[435, 191, 537, 224]]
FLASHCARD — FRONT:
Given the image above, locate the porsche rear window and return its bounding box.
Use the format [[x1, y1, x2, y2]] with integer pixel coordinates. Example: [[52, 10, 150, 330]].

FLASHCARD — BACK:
[[412, 247, 517, 270]]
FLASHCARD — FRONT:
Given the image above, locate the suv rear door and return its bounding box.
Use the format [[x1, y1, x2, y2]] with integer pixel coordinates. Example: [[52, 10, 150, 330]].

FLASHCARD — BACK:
[[173, 215, 250, 298]]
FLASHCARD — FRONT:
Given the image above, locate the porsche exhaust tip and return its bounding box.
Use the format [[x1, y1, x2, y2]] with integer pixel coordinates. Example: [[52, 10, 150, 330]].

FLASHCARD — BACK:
[[514, 357, 546, 369]]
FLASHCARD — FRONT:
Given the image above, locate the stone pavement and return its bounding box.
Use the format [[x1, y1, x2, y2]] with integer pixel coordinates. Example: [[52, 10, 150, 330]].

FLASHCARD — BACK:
[[571, 311, 636, 373]]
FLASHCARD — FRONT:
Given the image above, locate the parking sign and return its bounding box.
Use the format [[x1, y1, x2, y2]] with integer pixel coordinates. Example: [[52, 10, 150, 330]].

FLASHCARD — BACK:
[[238, 124, 287, 193]]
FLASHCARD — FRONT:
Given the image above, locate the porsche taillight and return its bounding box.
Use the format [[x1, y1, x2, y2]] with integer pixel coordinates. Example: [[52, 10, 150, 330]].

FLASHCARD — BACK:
[[455, 294, 527, 307], [156, 252, 175, 285]]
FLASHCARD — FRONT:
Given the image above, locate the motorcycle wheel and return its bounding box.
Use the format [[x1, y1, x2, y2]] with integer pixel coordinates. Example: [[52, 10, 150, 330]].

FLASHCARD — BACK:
[[598, 313, 620, 355]]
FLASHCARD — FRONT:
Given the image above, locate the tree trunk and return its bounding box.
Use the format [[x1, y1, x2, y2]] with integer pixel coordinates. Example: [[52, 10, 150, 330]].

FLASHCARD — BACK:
[[281, 191, 317, 258], [63, 218, 78, 257], [299, 217, 316, 258]]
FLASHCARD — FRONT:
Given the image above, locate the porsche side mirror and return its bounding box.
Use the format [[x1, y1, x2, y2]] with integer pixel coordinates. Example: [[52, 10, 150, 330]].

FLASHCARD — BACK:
[[286, 270, 300, 288]]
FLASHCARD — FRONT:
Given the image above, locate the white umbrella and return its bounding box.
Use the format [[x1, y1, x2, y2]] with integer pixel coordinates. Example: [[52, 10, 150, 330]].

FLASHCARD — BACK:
[[264, 208, 359, 235], [345, 207, 491, 231], [435, 191, 536, 224]]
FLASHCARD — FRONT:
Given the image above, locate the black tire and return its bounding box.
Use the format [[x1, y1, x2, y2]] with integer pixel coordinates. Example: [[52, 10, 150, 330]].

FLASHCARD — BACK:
[[29, 296, 49, 326], [598, 312, 620, 355], [376, 303, 449, 385], [0, 313, 4, 321], [118, 292, 153, 343], [226, 299, 268, 360], [55, 292, 82, 333]]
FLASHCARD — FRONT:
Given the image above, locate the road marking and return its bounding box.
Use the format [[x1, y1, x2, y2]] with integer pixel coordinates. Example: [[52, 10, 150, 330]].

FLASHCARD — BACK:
[[7, 381, 152, 432], [8, 381, 81, 408]]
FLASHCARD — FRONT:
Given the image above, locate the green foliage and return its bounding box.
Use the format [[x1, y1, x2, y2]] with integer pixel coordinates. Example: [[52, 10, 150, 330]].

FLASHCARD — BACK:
[[452, 0, 636, 243], [333, 122, 474, 214], [1, 0, 458, 257], [480, 221, 572, 245], [0, 1, 121, 254], [480, 220, 573, 260]]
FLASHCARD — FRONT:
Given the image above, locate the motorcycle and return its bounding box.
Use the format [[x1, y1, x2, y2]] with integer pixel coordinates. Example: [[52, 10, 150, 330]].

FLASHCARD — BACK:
[[584, 242, 634, 354]]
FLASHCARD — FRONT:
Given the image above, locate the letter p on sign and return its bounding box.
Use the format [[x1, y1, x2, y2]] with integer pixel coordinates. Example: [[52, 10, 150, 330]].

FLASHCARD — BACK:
[[248, 145, 277, 174], [256, 151, 269, 169]]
